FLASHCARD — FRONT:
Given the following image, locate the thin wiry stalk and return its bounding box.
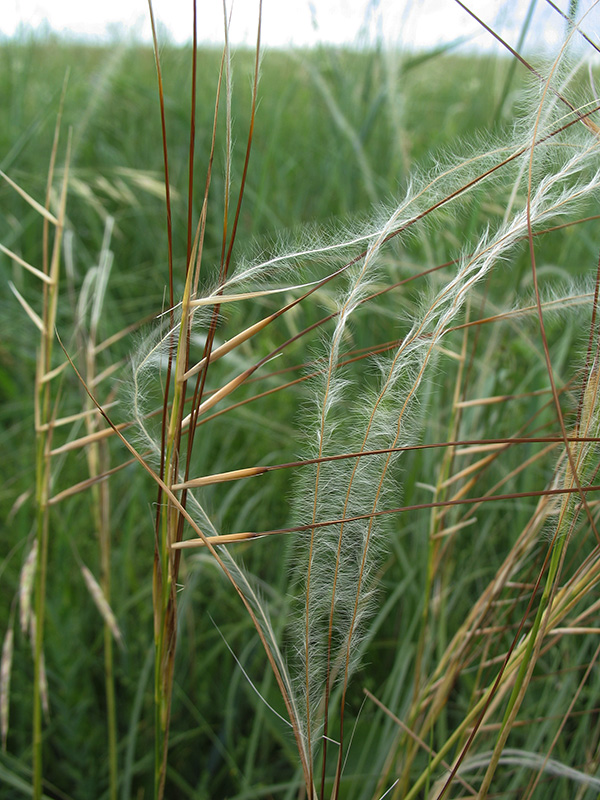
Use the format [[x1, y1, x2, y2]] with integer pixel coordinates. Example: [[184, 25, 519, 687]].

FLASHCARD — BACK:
[[77, 217, 118, 800], [59, 334, 311, 788], [143, 3, 269, 795], [181, 1, 261, 540], [146, 0, 181, 793], [28, 109, 71, 800]]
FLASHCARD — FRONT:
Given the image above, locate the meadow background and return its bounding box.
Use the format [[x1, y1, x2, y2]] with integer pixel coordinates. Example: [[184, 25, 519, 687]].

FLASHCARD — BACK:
[[1, 5, 600, 799]]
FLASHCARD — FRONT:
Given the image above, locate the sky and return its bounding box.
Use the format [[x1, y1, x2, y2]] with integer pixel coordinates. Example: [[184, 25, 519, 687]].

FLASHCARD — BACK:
[[2, 0, 598, 54]]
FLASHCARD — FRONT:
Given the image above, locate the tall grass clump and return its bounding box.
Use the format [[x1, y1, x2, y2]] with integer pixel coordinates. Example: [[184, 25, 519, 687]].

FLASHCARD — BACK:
[[2, 1, 600, 798]]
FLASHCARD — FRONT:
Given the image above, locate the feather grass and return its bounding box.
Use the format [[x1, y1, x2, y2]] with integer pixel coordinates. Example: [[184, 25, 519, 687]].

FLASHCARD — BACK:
[[3, 2, 600, 798]]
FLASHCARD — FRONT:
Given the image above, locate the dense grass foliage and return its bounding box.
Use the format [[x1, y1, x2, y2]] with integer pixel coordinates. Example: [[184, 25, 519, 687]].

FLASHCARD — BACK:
[[2, 14, 600, 800]]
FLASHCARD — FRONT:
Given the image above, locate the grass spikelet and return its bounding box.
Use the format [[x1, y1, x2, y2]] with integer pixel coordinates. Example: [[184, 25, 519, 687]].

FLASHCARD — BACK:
[[39, 652, 49, 720], [19, 542, 37, 635], [80, 564, 124, 650], [28, 615, 49, 719], [0, 621, 14, 750]]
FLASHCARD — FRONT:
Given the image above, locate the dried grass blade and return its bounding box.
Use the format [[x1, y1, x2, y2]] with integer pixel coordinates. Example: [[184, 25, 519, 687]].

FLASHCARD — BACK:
[[8, 282, 43, 332], [455, 389, 551, 408], [39, 361, 69, 384], [48, 457, 136, 505], [454, 443, 506, 455], [431, 517, 477, 540], [0, 244, 53, 284], [0, 170, 59, 225], [38, 402, 118, 431], [94, 312, 157, 355], [439, 452, 498, 488], [90, 360, 124, 387], [50, 422, 131, 455], [189, 280, 321, 307]]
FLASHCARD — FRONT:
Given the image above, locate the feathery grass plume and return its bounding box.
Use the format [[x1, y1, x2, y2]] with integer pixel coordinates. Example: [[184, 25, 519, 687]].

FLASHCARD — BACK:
[[141, 52, 600, 791], [282, 73, 600, 787], [384, 66, 600, 794], [203, 60, 596, 312], [129, 305, 211, 463], [457, 748, 600, 789]]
